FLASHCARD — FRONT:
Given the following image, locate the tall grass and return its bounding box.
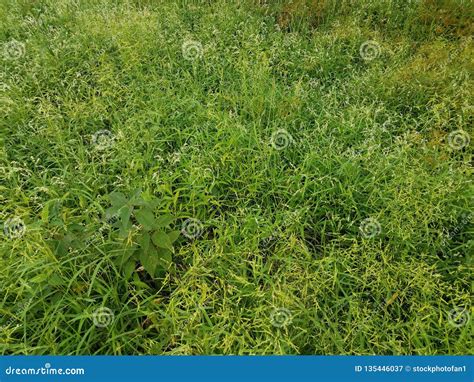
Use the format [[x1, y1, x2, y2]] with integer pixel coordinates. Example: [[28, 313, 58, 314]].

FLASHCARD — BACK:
[[0, 0, 472, 355]]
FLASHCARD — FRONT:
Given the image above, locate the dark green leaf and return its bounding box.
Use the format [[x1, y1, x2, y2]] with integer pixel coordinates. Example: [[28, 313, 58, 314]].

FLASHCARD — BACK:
[[132, 273, 150, 289], [105, 206, 120, 220], [168, 230, 181, 243], [135, 208, 157, 231], [129, 189, 144, 206], [123, 260, 135, 280], [152, 230, 173, 250], [156, 214, 174, 227], [118, 205, 133, 227], [118, 220, 133, 239], [139, 244, 159, 277], [156, 246, 172, 269], [116, 247, 136, 267], [137, 231, 151, 252]]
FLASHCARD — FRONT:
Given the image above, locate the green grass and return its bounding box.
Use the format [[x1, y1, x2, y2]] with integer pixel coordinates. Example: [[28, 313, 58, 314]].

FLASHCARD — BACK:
[[0, 0, 472, 355]]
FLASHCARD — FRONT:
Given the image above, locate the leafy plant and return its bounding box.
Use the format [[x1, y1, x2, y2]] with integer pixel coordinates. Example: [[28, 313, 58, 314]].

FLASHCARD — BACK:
[[105, 190, 180, 279]]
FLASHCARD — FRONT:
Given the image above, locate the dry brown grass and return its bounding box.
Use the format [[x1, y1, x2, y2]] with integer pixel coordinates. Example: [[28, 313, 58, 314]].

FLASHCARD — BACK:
[[419, 0, 473, 37]]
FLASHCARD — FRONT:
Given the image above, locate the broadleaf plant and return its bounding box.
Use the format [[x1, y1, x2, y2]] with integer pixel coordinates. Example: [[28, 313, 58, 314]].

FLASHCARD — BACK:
[[107, 190, 180, 279]]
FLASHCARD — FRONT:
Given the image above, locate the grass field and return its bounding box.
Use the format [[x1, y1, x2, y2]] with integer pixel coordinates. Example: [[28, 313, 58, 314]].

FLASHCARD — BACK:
[[1, 0, 472, 355]]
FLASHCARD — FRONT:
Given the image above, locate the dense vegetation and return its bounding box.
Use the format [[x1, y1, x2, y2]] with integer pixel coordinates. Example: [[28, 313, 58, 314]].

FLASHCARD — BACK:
[[1, 0, 472, 355]]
